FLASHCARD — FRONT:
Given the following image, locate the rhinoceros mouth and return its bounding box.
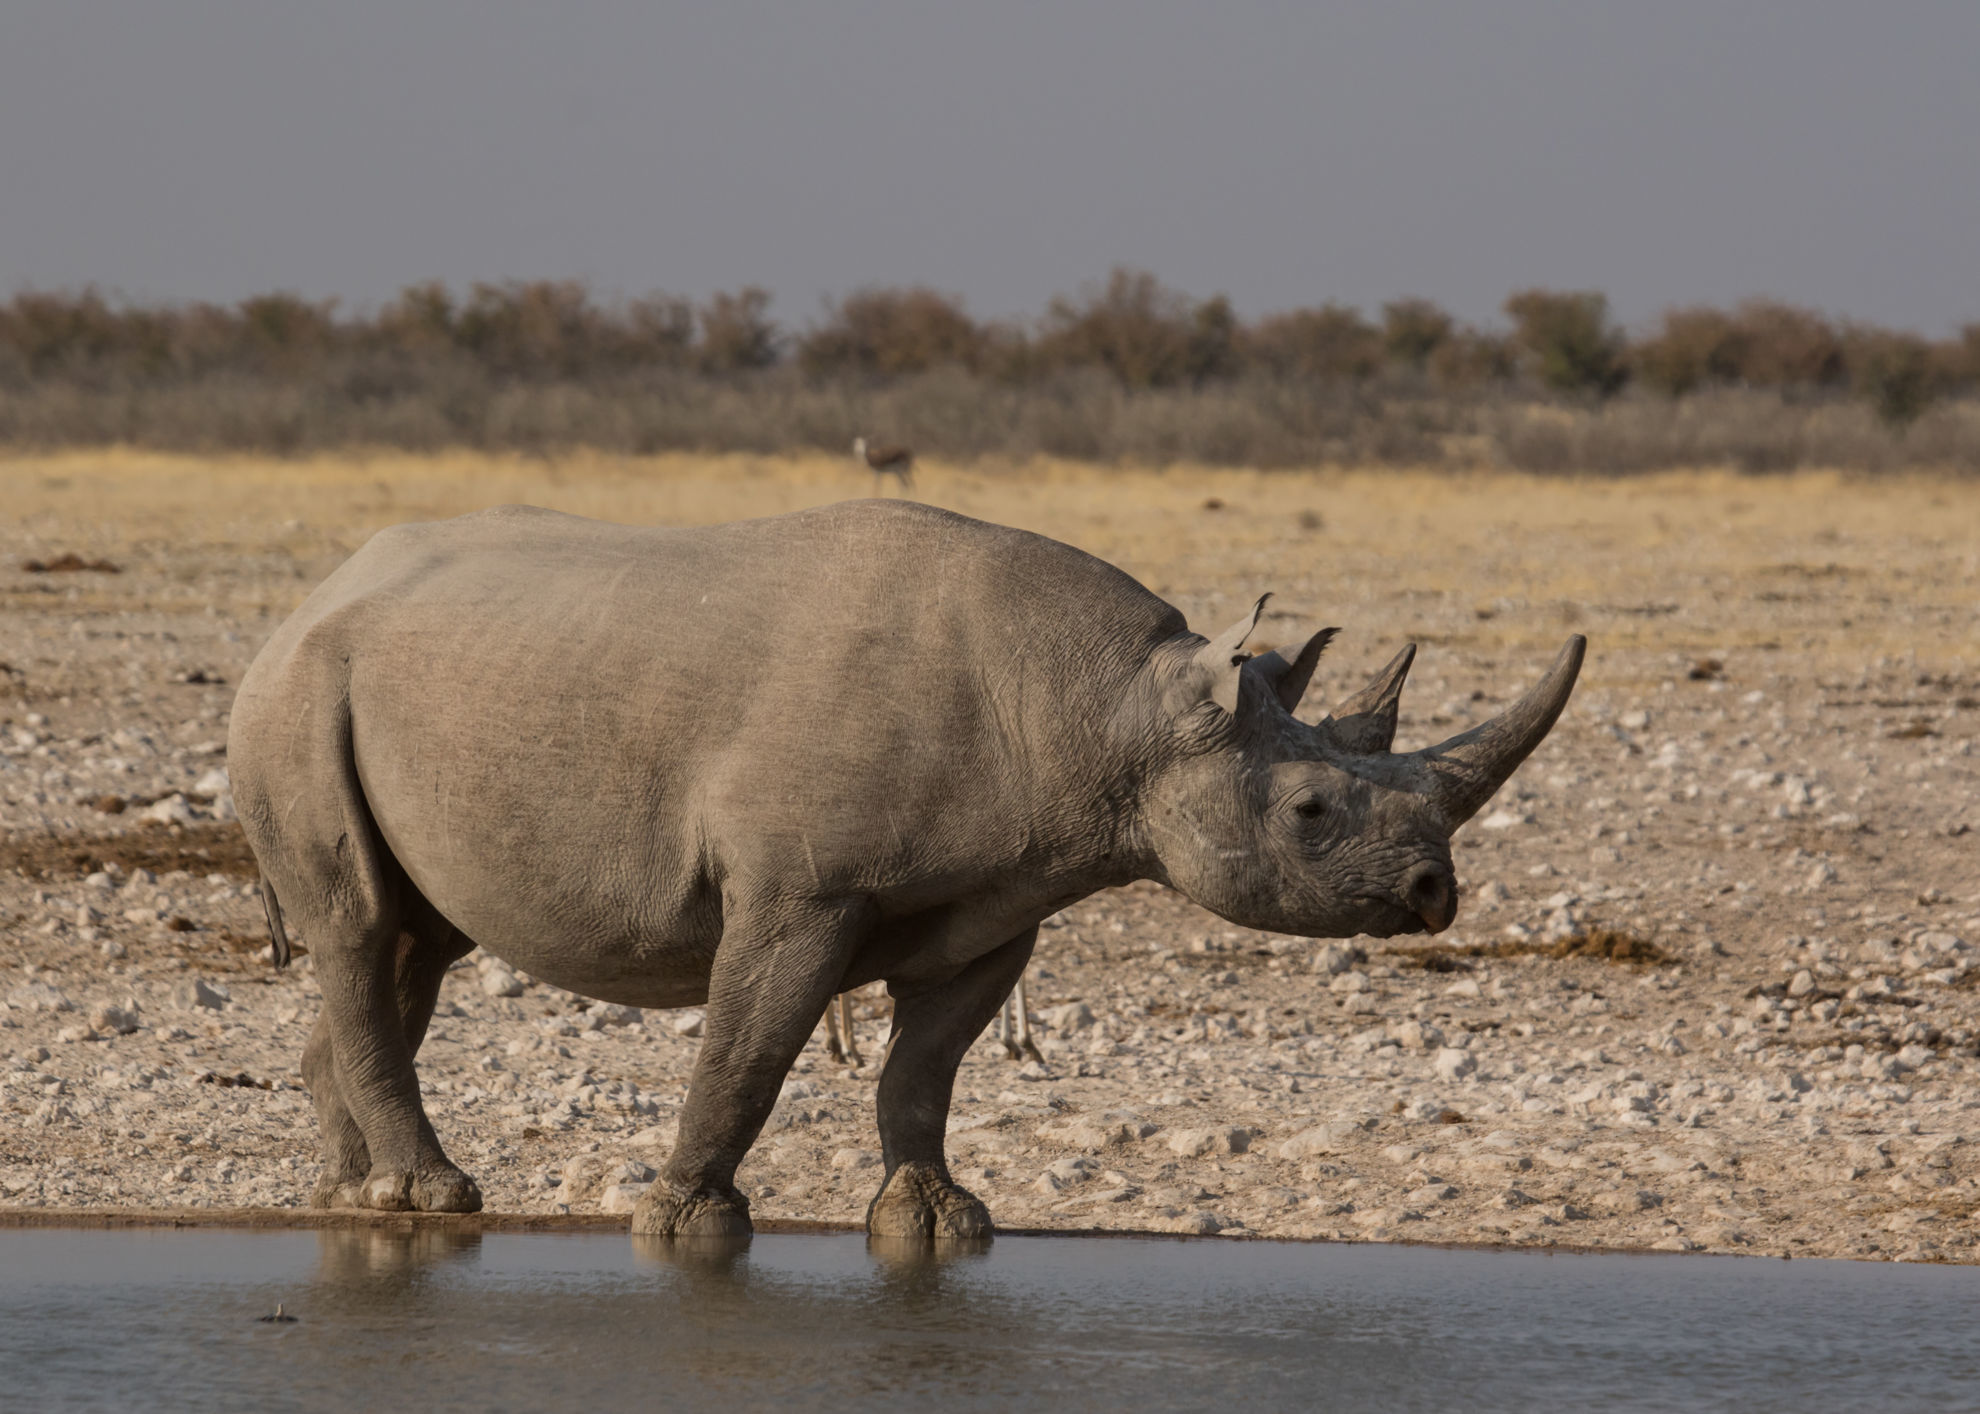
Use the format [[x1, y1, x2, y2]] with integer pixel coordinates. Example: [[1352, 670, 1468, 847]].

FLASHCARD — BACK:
[[1351, 896, 1431, 939]]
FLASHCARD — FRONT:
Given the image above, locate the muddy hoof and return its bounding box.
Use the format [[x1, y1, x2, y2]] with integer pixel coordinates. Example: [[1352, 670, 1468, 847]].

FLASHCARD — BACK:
[[357, 1171, 415, 1211], [629, 1182, 753, 1238], [410, 1167, 483, 1213], [354, 1166, 483, 1213], [310, 1175, 367, 1209], [867, 1161, 993, 1242]]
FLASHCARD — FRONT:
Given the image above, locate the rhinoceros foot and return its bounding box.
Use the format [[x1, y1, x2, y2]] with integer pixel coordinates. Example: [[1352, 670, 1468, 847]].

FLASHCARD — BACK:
[[866, 1161, 993, 1242], [329, 1165, 482, 1213], [628, 1182, 753, 1238], [309, 1176, 366, 1209]]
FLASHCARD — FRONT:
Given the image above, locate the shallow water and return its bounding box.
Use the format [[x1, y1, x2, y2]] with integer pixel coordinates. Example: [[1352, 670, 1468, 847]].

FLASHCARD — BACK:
[[3, 1228, 1976, 1412]]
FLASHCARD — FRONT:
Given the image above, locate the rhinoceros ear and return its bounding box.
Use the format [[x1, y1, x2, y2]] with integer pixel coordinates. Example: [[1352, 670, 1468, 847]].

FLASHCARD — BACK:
[[1248, 626, 1339, 715], [1193, 595, 1271, 714]]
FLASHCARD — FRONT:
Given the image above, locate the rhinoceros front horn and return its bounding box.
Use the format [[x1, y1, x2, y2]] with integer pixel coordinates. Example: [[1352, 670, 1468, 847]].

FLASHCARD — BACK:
[[1413, 635, 1587, 829]]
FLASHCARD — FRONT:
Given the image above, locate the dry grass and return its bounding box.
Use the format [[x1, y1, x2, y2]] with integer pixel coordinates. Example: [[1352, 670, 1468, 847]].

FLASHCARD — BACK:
[[5, 449, 1976, 680]]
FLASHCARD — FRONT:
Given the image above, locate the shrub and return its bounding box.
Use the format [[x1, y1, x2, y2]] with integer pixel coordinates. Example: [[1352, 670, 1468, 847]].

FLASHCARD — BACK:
[[374, 281, 457, 355], [1381, 298, 1454, 372], [1185, 295, 1242, 385], [1504, 290, 1628, 398], [1723, 300, 1844, 388], [610, 293, 696, 368], [238, 293, 338, 371], [1037, 268, 1231, 389], [1634, 307, 1746, 396], [1428, 328, 1518, 386], [452, 281, 603, 378], [1849, 330, 1942, 430], [696, 287, 779, 374], [0, 288, 123, 377], [1955, 324, 1980, 392], [797, 287, 982, 377], [1243, 304, 1382, 383]]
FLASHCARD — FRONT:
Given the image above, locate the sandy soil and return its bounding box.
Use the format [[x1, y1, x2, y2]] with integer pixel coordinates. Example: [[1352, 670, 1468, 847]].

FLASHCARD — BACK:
[[2, 450, 1977, 1261]]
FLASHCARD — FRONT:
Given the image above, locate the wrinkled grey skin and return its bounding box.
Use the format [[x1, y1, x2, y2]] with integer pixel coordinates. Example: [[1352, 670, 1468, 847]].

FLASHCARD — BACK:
[[229, 500, 1583, 1240]]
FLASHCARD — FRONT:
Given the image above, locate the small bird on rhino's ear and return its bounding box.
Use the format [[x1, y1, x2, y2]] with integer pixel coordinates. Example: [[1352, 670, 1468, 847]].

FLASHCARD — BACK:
[[1190, 594, 1272, 714]]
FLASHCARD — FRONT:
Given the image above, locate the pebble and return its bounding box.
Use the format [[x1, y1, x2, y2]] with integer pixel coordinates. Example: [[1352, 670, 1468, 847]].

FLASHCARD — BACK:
[[6, 983, 74, 1014], [1311, 943, 1357, 976], [1044, 1002, 1094, 1032], [1277, 1119, 1373, 1160], [138, 795, 196, 827], [90, 1004, 140, 1035], [480, 967, 525, 998], [1165, 1126, 1252, 1158], [174, 979, 229, 1011], [1390, 1020, 1443, 1051], [598, 1182, 652, 1215], [1434, 1047, 1478, 1081]]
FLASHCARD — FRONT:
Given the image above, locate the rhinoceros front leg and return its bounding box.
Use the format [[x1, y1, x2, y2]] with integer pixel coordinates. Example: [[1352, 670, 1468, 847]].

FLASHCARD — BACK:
[[867, 927, 1037, 1241], [631, 895, 873, 1239]]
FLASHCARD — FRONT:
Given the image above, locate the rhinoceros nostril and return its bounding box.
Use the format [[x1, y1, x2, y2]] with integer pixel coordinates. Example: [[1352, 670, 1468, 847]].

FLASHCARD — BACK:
[[1403, 862, 1457, 933]]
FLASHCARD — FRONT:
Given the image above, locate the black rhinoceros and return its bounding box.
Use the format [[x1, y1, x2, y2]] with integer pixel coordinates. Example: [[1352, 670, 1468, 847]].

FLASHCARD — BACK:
[[229, 500, 1583, 1240]]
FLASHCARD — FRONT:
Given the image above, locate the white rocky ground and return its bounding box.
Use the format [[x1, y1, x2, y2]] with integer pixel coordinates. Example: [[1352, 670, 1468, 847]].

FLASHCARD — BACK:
[[4, 598, 1977, 1261]]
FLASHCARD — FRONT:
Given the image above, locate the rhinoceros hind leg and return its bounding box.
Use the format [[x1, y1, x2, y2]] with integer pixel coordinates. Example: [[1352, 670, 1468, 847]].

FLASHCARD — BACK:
[[867, 1160, 992, 1240], [629, 1182, 753, 1238], [301, 1011, 372, 1207], [279, 841, 476, 1206]]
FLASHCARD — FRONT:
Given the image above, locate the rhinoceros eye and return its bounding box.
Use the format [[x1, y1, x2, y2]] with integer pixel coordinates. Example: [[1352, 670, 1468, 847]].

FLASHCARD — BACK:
[[1294, 797, 1327, 822]]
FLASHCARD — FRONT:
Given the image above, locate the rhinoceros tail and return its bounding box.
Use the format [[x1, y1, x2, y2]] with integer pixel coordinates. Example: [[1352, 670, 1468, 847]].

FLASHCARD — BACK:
[[260, 873, 292, 970]]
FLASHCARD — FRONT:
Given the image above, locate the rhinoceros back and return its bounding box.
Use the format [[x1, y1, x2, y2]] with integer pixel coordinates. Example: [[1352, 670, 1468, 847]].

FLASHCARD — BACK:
[[232, 499, 1178, 979]]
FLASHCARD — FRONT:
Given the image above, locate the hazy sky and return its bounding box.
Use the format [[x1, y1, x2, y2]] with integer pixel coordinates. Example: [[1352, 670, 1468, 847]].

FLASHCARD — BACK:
[[3, 2, 1976, 333]]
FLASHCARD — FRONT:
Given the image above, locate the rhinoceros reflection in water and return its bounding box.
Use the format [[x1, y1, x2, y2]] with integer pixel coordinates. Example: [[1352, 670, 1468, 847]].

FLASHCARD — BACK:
[[228, 500, 1583, 1241]]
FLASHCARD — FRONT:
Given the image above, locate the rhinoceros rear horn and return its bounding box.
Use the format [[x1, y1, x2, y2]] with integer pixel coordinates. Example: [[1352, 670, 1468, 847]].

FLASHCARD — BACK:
[[1247, 626, 1339, 714], [1414, 636, 1587, 828], [1323, 643, 1416, 753]]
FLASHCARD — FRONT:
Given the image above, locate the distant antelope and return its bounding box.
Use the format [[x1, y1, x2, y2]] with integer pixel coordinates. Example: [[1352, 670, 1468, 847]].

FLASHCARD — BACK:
[[824, 974, 1038, 1067], [853, 437, 914, 496]]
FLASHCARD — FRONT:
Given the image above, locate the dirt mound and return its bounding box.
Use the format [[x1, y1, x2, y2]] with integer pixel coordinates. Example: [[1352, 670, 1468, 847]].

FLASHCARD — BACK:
[[1547, 927, 1671, 964], [0, 822, 259, 881], [1390, 926, 1672, 970], [22, 553, 120, 573]]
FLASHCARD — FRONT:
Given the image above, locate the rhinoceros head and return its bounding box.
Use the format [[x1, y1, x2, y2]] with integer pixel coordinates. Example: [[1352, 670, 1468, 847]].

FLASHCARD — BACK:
[[1142, 596, 1585, 940]]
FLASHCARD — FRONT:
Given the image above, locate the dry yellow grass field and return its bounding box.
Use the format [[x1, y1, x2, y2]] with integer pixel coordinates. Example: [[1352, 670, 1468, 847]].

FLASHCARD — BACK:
[[6, 448, 1975, 679]]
